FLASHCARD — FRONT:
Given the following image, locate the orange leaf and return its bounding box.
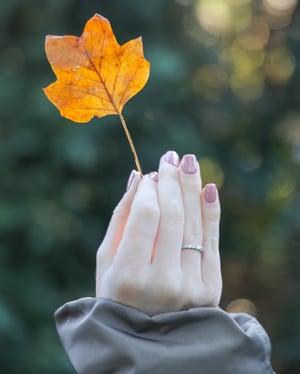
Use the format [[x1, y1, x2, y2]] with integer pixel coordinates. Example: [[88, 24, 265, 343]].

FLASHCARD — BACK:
[[43, 13, 150, 123]]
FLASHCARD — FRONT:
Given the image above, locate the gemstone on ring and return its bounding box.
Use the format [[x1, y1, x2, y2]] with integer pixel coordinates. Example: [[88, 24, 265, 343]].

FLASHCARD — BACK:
[[181, 244, 204, 253]]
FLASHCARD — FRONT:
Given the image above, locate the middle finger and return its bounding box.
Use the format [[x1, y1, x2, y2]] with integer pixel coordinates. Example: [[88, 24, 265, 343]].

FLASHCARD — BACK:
[[152, 151, 184, 270]]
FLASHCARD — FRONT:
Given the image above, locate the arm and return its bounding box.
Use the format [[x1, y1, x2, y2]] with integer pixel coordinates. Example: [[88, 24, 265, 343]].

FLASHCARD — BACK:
[[55, 151, 275, 374]]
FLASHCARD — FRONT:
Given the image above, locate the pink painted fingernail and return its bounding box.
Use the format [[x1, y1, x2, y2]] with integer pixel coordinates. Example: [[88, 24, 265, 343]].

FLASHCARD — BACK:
[[164, 151, 180, 166], [181, 154, 198, 174], [204, 183, 217, 203], [148, 171, 158, 182], [126, 170, 138, 191]]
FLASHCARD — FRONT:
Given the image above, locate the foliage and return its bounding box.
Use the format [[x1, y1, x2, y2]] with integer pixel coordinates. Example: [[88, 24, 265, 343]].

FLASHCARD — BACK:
[[0, 0, 300, 373]]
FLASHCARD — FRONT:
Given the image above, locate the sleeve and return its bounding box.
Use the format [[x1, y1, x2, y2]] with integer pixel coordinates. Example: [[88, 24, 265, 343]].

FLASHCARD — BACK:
[[54, 297, 276, 374]]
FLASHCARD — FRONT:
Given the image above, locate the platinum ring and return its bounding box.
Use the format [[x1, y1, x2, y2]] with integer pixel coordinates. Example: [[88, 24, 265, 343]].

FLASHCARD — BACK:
[[181, 244, 204, 253]]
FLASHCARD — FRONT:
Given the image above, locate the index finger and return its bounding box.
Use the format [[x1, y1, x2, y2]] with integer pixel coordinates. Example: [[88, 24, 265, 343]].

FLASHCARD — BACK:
[[114, 174, 160, 267]]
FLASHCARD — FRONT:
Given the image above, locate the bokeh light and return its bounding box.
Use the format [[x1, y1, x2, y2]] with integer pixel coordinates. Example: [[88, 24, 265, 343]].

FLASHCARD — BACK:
[[264, 47, 296, 84], [195, 0, 233, 36], [198, 157, 224, 187], [226, 298, 257, 317], [277, 112, 300, 163], [267, 170, 296, 201], [190, 0, 298, 101], [263, 0, 298, 29]]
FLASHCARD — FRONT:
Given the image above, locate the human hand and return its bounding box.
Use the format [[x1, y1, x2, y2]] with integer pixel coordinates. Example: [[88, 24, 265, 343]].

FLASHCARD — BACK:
[[96, 151, 222, 315]]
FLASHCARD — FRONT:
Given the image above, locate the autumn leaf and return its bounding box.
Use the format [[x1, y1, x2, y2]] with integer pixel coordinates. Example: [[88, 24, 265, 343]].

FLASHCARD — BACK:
[[43, 13, 150, 174]]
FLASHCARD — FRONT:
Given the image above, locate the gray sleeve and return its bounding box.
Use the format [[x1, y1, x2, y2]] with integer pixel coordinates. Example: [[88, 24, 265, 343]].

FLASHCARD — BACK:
[[54, 297, 275, 374]]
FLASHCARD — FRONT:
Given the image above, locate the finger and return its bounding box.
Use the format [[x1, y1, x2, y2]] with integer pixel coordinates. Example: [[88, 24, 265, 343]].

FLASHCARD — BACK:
[[96, 171, 141, 279], [179, 154, 203, 279], [201, 183, 222, 303], [114, 173, 160, 267], [153, 151, 183, 269]]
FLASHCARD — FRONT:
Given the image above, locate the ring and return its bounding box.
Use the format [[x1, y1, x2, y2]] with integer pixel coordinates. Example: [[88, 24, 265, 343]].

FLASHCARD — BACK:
[[181, 244, 204, 253]]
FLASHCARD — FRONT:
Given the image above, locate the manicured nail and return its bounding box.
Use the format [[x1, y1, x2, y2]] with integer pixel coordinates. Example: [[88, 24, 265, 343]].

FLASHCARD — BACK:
[[148, 171, 158, 182], [126, 170, 139, 191], [204, 183, 217, 203], [164, 151, 180, 166], [181, 154, 198, 174]]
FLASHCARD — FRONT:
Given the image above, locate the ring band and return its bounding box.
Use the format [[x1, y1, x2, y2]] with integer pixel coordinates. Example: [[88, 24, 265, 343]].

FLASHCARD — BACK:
[[182, 244, 204, 253]]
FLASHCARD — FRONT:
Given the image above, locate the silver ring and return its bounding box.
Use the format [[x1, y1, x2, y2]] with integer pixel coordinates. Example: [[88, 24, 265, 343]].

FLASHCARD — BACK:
[[181, 244, 204, 253]]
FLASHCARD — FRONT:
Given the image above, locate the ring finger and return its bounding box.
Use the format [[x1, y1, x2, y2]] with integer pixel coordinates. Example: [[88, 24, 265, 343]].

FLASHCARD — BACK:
[[179, 154, 203, 279]]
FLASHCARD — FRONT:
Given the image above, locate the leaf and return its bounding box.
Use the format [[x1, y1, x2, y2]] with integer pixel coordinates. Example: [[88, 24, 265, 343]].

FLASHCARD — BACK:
[[43, 13, 150, 175], [43, 13, 150, 123]]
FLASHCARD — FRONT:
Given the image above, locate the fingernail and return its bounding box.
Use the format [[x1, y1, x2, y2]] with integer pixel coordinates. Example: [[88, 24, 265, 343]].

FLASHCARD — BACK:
[[126, 170, 139, 191], [204, 183, 217, 203], [148, 171, 158, 182], [164, 151, 180, 166], [181, 154, 198, 174]]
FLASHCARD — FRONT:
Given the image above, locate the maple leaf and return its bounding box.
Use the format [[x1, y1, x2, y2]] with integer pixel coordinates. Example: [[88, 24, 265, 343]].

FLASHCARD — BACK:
[[43, 13, 150, 174]]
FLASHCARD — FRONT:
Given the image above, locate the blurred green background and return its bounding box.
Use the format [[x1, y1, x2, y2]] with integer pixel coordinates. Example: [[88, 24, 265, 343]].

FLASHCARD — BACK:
[[1, 0, 300, 372]]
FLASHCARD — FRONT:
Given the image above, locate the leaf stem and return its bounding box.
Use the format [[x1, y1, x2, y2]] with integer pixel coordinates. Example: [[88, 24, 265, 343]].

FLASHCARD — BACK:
[[118, 113, 143, 176]]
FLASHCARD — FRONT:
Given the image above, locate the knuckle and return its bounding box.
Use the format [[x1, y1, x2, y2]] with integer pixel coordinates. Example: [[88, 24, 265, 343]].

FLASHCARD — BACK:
[[151, 274, 181, 307], [134, 201, 160, 222], [125, 202, 160, 240], [155, 273, 181, 304], [113, 268, 145, 297], [203, 236, 219, 252], [183, 281, 202, 307]]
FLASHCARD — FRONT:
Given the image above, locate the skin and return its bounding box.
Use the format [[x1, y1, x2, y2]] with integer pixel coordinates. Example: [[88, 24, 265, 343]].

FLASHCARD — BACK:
[[96, 151, 222, 316]]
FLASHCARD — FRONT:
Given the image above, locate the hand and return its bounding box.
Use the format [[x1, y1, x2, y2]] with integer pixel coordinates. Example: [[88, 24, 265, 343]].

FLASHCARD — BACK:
[[96, 151, 222, 315]]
